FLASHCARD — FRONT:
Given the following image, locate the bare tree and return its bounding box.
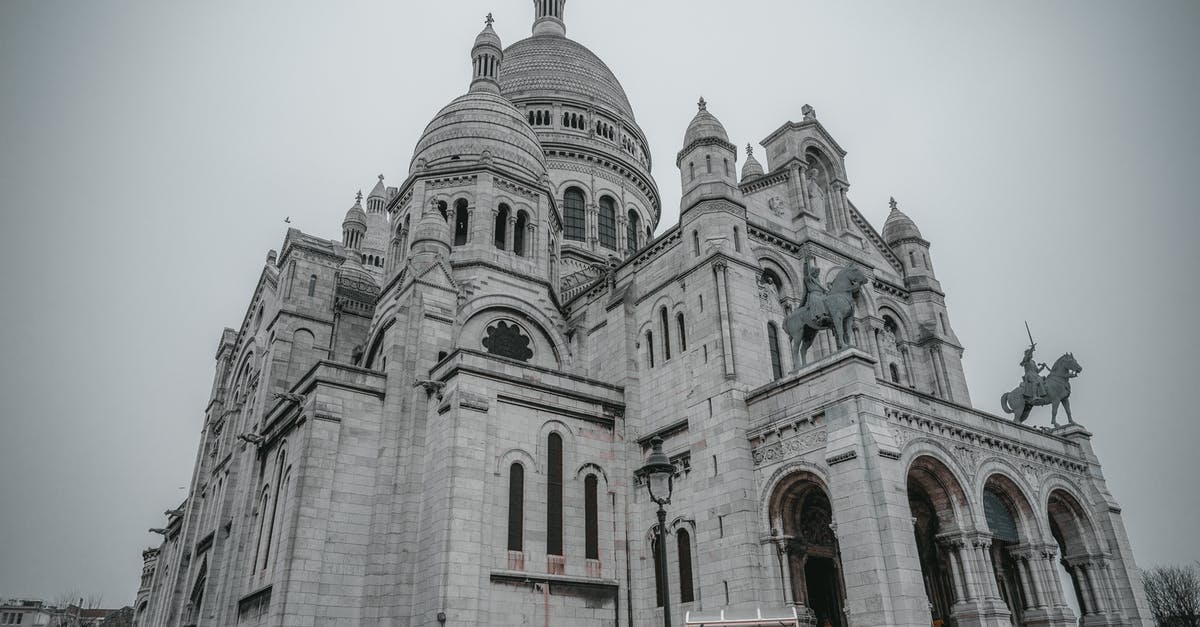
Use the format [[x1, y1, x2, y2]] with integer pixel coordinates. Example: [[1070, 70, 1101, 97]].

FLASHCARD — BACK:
[[1144, 563, 1200, 627]]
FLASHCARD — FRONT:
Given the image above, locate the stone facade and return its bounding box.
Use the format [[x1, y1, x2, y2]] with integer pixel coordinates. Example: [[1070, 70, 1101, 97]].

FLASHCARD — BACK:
[[130, 2, 1151, 626]]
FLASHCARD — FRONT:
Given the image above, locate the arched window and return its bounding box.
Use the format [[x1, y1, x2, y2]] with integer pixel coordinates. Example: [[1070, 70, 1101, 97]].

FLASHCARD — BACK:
[[689, 162, 695, 181], [646, 330, 655, 368], [706, 154, 712, 173], [660, 307, 672, 361], [768, 322, 784, 380], [676, 313, 687, 352], [692, 230, 700, 256], [678, 528, 695, 604], [454, 199, 469, 246], [547, 433, 563, 556], [909, 251, 917, 268], [724, 158, 730, 177], [528, 111, 535, 125], [889, 363, 901, 384], [598, 197, 617, 249], [437, 200, 448, 222], [252, 486, 270, 570], [307, 274, 317, 297], [563, 188, 585, 242], [627, 211, 641, 253], [733, 226, 742, 252], [507, 463, 524, 552], [494, 204, 510, 249], [584, 474, 599, 560], [514, 210, 528, 256]]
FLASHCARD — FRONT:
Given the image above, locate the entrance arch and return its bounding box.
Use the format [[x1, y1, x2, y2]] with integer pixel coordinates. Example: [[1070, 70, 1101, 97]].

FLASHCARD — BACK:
[[1047, 487, 1118, 621], [981, 473, 1040, 625], [768, 472, 846, 627], [907, 454, 973, 625]]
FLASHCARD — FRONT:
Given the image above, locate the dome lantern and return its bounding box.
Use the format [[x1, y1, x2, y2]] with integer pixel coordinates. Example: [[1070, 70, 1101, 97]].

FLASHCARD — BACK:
[[471, 14, 503, 94]]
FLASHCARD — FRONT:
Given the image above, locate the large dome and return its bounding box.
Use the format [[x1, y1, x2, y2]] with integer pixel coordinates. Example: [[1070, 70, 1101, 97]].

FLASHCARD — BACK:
[[499, 36, 635, 120], [410, 90, 547, 182]]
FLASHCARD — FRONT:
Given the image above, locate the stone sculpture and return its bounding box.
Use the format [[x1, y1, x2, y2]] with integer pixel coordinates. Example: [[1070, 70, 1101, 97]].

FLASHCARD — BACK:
[[1001, 349, 1082, 427], [782, 263, 870, 371], [806, 169, 827, 221]]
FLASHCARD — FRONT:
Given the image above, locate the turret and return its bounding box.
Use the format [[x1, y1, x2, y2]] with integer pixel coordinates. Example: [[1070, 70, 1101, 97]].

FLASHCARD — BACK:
[[471, 14, 503, 94], [741, 143, 764, 181], [882, 197, 939, 289], [532, 0, 567, 37], [677, 97, 740, 213], [409, 198, 453, 266], [342, 191, 367, 252]]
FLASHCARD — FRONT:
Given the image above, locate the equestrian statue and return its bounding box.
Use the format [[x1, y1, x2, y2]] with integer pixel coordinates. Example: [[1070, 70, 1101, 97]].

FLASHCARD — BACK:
[[1000, 323, 1083, 427], [782, 259, 870, 372]]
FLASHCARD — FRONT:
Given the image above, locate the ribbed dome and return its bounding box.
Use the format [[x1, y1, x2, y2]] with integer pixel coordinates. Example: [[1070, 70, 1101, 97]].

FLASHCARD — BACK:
[[343, 196, 366, 228], [882, 199, 924, 244], [410, 91, 547, 181], [499, 36, 635, 119], [474, 21, 501, 51], [741, 144, 764, 180], [682, 99, 730, 149]]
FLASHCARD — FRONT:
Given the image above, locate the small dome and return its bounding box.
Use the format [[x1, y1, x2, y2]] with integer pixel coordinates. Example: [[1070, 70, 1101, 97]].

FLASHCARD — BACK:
[[410, 90, 547, 181], [343, 193, 366, 228], [474, 19, 501, 51], [682, 98, 729, 149], [881, 198, 924, 244], [338, 254, 377, 288], [741, 144, 764, 180]]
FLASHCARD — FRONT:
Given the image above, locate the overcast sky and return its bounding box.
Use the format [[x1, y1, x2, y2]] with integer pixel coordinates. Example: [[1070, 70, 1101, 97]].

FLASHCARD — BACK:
[[1, 0, 1198, 606]]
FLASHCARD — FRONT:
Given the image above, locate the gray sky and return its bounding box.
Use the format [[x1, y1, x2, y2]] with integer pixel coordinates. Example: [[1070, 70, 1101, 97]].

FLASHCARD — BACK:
[[1, 0, 1197, 606]]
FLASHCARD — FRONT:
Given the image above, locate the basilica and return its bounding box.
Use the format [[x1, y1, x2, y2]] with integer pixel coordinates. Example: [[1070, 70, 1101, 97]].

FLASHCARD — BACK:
[[130, 2, 1152, 626]]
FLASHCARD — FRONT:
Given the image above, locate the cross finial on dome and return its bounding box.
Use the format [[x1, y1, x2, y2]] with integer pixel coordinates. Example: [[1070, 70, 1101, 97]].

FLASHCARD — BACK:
[[356, 190, 363, 203], [378, 174, 385, 182], [698, 96, 707, 111], [889, 196, 898, 211], [746, 144, 754, 156], [486, 12, 494, 26]]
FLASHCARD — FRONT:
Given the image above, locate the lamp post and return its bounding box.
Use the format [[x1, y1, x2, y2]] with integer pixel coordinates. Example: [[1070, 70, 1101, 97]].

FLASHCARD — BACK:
[[639, 436, 675, 627]]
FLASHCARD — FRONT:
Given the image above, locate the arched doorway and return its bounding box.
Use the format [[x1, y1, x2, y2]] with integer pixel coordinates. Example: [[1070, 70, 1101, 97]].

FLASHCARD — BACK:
[[1047, 488, 1112, 621], [769, 473, 846, 627], [906, 455, 974, 625], [981, 474, 1040, 626]]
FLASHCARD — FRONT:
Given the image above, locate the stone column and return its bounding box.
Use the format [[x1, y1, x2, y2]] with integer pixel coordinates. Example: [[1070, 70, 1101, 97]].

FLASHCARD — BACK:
[[505, 215, 516, 252], [713, 261, 736, 378]]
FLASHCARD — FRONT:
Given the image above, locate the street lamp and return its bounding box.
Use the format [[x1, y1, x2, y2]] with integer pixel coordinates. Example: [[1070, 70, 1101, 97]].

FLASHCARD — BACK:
[[639, 436, 675, 627]]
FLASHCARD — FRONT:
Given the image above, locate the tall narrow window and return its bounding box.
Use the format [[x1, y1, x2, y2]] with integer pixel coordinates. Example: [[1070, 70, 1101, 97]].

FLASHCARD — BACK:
[[513, 210, 528, 255], [890, 363, 901, 384], [724, 158, 730, 177], [563, 188, 585, 242], [437, 200, 448, 222], [507, 463, 524, 551], [733, 227, 742, 252], [646, 331, 655, 368], [678, 529, 695, 603], [689, 162, 695, 181], [692, 230, 700, 256], [307, 274, 317, 297], [495, 204, 511, 249], [252, 486, 270, 570], [547, 433, 563, 556], [598, 197, 617, 249], [677, 313, 687, 352], [768, 322, 783, 380], [660, 307, 672, 361], [584, 474, 599, 560], [627, 211, 641, 253], [909, 251, 917, 268], [706, 154, 712, 173], [454, 199, 469, 246]]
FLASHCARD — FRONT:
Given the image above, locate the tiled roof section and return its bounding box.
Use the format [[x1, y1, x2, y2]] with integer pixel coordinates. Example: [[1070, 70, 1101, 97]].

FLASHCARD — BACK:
[[499, 36, 634, 119]]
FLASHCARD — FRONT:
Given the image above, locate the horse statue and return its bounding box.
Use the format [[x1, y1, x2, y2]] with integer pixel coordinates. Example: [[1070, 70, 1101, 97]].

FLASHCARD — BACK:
[[1000, 352, 1082, 427], [782, 264, 870, 372]]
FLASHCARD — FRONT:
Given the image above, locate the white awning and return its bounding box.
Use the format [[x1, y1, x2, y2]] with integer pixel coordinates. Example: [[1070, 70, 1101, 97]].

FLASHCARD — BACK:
[[685, 607, 802, 626]]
